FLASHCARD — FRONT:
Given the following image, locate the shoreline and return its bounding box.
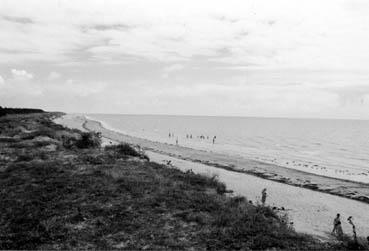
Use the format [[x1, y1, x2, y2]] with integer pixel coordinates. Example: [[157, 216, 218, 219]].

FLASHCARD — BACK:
[[76, 115, 369, 205], [55, 114, 369, 239], [85, 114, 369, 184]]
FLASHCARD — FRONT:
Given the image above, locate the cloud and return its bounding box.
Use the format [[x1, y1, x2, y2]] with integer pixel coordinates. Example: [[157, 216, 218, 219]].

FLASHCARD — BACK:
[[0, 69, 41, 97], [161, 64, 184, 78], [266, 20, 276, 26], [2, 0, 367, 67], [163, 64, 184, 73], [0, 75, 4, 87], [1, 0, 369, 118], [212, 14, 239, 24], [0, 0, 366, 70], [2, 15, 33, 24], [58, 79, 107, 97], [11, 69, 34, 80], [87, 23, 133, 31], [47, 71, 61, 80], [323, 84, 369, 105]]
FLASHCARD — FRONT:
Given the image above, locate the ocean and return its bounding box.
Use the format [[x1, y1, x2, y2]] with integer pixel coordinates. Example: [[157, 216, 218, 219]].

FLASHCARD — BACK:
[[87, 114, 369, 184]]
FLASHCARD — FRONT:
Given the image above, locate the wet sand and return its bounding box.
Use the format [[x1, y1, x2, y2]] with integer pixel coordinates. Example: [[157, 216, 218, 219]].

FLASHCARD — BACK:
[[56, 114, 369, 239]]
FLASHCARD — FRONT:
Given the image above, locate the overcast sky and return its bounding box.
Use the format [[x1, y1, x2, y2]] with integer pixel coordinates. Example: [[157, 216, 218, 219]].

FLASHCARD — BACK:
[[1, 0, 369, 119]]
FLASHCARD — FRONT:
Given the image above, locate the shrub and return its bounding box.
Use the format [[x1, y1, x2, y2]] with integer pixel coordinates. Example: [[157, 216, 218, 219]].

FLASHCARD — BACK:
[[76, 132, 101, 149], [16, 154, 34, 162], [182, 171, 226, 194], [105, 143, 149, 160], [62, 132, 101, 149], [61, 136, 77, 149]]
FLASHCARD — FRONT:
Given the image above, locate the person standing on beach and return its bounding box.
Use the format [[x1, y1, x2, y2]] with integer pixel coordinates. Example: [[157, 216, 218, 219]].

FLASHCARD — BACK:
[[332, 214, 343, 239], [212, 136, 216, 144], [261, 188, 267, 205], [347, 216, 357, 243]]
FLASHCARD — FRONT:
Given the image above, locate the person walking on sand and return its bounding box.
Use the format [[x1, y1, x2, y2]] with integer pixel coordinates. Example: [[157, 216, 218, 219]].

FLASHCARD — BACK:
[[261, 188, 267, 205], [332, 214, 343, 239], [212, 136, 216, 144]]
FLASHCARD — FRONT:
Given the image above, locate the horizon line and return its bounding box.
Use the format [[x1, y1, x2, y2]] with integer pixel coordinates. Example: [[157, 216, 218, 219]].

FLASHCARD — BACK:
[[67, 111, 369, 122]]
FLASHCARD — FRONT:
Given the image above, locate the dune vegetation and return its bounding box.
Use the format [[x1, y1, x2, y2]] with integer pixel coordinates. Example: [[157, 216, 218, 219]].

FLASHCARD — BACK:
[[0, 112, 366, 250]]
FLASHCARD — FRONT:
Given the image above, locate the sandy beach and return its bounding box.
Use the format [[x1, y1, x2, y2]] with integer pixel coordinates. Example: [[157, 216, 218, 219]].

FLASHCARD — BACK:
[[64, 115, 369, 204], [55, 114, 369, 240]]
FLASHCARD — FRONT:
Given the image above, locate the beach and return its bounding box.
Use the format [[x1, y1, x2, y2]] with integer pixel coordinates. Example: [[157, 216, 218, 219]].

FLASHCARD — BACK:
[[55, 114, 369, 240], [86, 113, 369, 185]]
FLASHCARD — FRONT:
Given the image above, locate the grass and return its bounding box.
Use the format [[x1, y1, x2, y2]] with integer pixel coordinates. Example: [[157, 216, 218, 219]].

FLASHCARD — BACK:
[[0, 112, 366, 250]]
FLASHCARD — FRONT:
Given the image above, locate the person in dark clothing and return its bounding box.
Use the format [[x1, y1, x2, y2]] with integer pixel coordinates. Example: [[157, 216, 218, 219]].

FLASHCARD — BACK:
[[261, 188, 267, 205], [332, 213, 343, 239]]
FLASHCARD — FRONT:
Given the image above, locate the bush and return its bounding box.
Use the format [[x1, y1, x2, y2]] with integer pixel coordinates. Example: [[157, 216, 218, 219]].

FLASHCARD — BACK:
[[75, 132, 101, 149], [105, 143, 149, 160], [16, 154, 34, 162], [63, 132, 101, 149], [114, 143, 140, 156]]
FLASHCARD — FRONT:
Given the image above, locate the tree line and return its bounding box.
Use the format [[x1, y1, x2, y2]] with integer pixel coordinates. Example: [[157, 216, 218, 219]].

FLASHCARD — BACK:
[[0, 106, 44, 117]]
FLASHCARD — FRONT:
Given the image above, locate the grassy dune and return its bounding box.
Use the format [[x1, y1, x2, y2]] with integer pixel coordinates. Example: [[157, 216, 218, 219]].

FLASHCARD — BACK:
[[0, 113, 363, 250]]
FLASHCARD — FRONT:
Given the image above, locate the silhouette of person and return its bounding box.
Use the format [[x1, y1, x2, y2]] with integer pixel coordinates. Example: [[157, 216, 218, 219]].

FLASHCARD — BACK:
[[332, 214, 343, 239], [261, 188, 267, 205], [347, 216, 357, 243], [212, 136, 216, 144]]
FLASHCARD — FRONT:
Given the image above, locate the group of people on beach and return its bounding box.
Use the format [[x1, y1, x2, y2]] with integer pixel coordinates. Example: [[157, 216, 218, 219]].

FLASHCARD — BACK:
[[331, 213, 368, 245], [168, 132, 217, 145], [332, 214, 360, 240], [260, 188, 363, 243]]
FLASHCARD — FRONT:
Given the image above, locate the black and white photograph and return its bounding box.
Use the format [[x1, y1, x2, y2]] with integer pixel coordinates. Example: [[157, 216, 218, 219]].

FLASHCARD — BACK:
[[1, 0, 369, 249]]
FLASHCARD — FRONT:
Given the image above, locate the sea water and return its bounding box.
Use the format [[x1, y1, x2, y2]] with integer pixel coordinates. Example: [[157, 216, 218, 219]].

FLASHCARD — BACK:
[[87, 114, 369, 183]]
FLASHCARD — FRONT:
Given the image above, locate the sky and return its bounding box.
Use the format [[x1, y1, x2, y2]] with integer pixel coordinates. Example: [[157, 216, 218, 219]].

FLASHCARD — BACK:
[[1, 0, 369, 119]]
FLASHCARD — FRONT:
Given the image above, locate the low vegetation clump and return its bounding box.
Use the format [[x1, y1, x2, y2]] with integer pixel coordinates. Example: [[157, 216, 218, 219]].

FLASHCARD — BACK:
[[105, 143, 149, 161], [0, 112, 365, 250], [75, 131, 102, 149]]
